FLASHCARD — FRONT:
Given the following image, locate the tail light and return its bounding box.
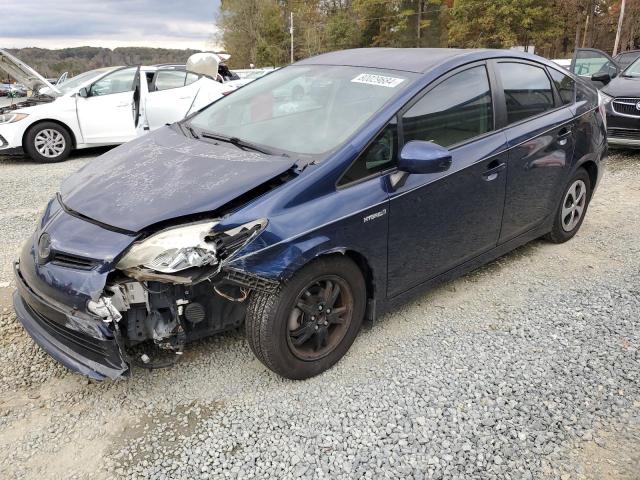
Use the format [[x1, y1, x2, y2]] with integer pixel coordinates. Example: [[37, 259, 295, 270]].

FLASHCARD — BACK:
[[597, 91, 613, 130]]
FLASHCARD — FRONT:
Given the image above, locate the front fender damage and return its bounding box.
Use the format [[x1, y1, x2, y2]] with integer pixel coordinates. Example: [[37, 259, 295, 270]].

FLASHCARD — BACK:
[[87, 222, 284, 378]]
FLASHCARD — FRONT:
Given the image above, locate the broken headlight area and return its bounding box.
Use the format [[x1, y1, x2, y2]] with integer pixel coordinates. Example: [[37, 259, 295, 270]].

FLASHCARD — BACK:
[[93, 218, 273, 369], [115, 218, 268, 278]]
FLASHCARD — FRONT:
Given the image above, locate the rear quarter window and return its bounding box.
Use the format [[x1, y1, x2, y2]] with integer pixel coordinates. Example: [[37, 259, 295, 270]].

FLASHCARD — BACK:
[[576, 80, 597, 104], [548, 68, 575, 105]]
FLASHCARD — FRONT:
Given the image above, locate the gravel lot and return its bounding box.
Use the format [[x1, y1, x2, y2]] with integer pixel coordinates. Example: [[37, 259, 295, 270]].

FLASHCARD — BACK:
[[0, 149, 638, 479]]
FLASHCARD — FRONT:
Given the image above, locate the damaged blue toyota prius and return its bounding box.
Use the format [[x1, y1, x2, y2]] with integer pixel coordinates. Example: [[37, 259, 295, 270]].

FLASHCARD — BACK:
[[13, 48, 606, 380]]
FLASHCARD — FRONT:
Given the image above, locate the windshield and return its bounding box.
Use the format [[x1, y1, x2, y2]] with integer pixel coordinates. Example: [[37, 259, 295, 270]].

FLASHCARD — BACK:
[[189, 65, 417, 158], [40, 68, 115, 96], [623, 57, 640, 77]]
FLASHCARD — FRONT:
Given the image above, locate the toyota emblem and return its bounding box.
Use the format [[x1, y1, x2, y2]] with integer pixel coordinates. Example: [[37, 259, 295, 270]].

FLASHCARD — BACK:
[[38, 233, 52, 262], [636, 101, 640, 111]]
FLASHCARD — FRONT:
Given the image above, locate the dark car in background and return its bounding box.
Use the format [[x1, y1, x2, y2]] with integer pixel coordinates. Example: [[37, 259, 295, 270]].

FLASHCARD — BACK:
[[571, 48, 640, 147], [13, 48, 607, 381], [614, 49, 640, 70]]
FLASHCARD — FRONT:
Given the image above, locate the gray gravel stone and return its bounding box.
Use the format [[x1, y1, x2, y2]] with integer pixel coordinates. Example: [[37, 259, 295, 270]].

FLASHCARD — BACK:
[[0, 150, 639, 479]]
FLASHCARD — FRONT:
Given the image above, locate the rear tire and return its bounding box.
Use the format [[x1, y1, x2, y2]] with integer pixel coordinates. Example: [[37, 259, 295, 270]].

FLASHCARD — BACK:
[[545, 168, 591, 244], [245, 256, 366, 379], [24, 122, 72, 163]]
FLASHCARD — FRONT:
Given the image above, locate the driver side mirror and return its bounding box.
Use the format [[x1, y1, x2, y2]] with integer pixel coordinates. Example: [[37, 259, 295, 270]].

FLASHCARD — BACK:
[[77, 87, 90, 98], [390, 141, 452, 190], [591, 72, 612, 85], [398, 141, 452, 174]]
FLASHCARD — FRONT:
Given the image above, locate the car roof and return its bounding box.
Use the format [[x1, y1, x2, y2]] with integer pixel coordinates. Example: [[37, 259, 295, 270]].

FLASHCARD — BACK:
[[615, 49, 640, 56], [296, 48, 494, 73]]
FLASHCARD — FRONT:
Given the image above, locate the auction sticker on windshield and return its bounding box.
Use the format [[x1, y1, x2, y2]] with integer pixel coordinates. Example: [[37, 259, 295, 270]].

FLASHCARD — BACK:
[[351, 73, 405, 88]]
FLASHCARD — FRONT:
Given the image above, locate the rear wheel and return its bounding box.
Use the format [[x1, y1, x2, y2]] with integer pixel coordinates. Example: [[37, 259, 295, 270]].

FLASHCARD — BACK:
[[245, 256, 366, 379], [545, 168, 591, 243], [24, 122, 72, 163]]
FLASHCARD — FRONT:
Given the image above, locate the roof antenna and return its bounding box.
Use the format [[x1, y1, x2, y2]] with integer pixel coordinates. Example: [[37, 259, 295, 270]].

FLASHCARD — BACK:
[[474, 32, 484, 49]]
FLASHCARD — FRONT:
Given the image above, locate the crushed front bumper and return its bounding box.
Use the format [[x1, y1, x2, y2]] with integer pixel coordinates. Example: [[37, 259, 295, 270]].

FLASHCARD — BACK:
[[13, 262, 129, 380]]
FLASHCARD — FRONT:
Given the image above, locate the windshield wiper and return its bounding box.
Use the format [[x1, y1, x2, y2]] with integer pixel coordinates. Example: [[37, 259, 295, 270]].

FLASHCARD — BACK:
[[200, 131, 272, 155], [187, 125, 200, 139], [178, 122, 200, 139]]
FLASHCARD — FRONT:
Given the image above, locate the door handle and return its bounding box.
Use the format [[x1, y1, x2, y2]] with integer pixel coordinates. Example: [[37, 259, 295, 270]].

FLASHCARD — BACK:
[[116, 102, 131, 107], [557, 127, 572, 146], [482, 161, 506, 181]]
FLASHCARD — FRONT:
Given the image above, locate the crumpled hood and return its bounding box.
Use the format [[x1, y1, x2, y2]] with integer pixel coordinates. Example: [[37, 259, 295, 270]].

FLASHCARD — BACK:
[[602, 75, 640, 98], [60, 126, 296, 232]]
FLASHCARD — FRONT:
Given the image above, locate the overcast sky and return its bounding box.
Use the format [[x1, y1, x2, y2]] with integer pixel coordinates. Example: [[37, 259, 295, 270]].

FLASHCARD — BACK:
[[1, 0, 221, 50]]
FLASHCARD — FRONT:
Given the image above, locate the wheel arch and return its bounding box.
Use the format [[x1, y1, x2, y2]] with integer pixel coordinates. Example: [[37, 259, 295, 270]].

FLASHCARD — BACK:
[[22, 119, 77, 149], [342, 250, 376, 305], [297, 248, 378, 322], [578, 160, 598, 197], [229, 238, 381, 317]]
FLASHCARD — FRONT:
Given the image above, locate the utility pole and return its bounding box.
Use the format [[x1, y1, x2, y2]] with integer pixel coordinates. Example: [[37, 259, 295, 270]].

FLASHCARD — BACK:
[[290, 12, 294, 64], [582, 12, 590, 48], [613, 0, 626, 56], [416, 0, 422, 48]]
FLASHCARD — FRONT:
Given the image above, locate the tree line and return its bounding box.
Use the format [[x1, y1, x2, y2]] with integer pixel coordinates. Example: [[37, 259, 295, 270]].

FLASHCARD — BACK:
[[2, 47, 202, 79], [217, 0, 640, 68]]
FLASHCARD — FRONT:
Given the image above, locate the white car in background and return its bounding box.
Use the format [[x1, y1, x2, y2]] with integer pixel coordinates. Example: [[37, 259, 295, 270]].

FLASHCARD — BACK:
[[551, 58, 571, 69], [0, 49, 228, 162], [224, 68, 278, 90]]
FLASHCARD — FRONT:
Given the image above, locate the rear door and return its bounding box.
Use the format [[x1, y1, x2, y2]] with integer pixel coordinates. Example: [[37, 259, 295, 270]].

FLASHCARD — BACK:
[[76, 67, 141, 144], [570, 48, 619, 89], [493, 60, 576, 243], [145, 70, 201, 130]]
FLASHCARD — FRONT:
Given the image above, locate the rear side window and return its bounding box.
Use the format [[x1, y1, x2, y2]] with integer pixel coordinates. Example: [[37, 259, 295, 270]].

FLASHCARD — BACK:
[[496, 63, 554, 124], [402, 65, 493, 148], [155, 71, 187, 91], [549, 68, 575, 105], [186, 72, 200, 85]]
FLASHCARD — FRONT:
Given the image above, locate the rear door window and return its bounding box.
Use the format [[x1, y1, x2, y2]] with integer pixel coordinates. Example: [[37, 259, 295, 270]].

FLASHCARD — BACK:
[[154, 71, 187, 91], [496, 62, 554, 124], [185, 72, 200, 85]]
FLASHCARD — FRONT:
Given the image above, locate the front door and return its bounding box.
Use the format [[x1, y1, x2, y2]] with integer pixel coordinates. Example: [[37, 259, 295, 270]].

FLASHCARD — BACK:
[[570, 48, 619, 89], [76, 67, 140, 144], [387, 64, 508, 297]]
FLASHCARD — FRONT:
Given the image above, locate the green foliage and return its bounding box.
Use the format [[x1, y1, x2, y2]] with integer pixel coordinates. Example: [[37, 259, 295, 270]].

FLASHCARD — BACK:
[[9, 0, 631, 79], [448, 0, 558, 49], [217, 0, 288, 68]]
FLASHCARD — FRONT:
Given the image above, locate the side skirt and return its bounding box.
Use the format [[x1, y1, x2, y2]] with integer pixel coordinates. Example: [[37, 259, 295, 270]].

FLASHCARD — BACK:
[[377, 223, 551, 319]]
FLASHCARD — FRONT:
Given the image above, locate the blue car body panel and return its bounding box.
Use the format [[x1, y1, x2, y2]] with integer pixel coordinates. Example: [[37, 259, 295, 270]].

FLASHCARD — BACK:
[[12, 48, 607, 379]]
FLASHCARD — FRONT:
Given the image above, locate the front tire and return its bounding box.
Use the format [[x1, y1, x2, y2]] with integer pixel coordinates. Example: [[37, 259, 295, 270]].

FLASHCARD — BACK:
[[24, 122, 72, 163], [545, 168, 592, 244], [245, 256, 366, 380]]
